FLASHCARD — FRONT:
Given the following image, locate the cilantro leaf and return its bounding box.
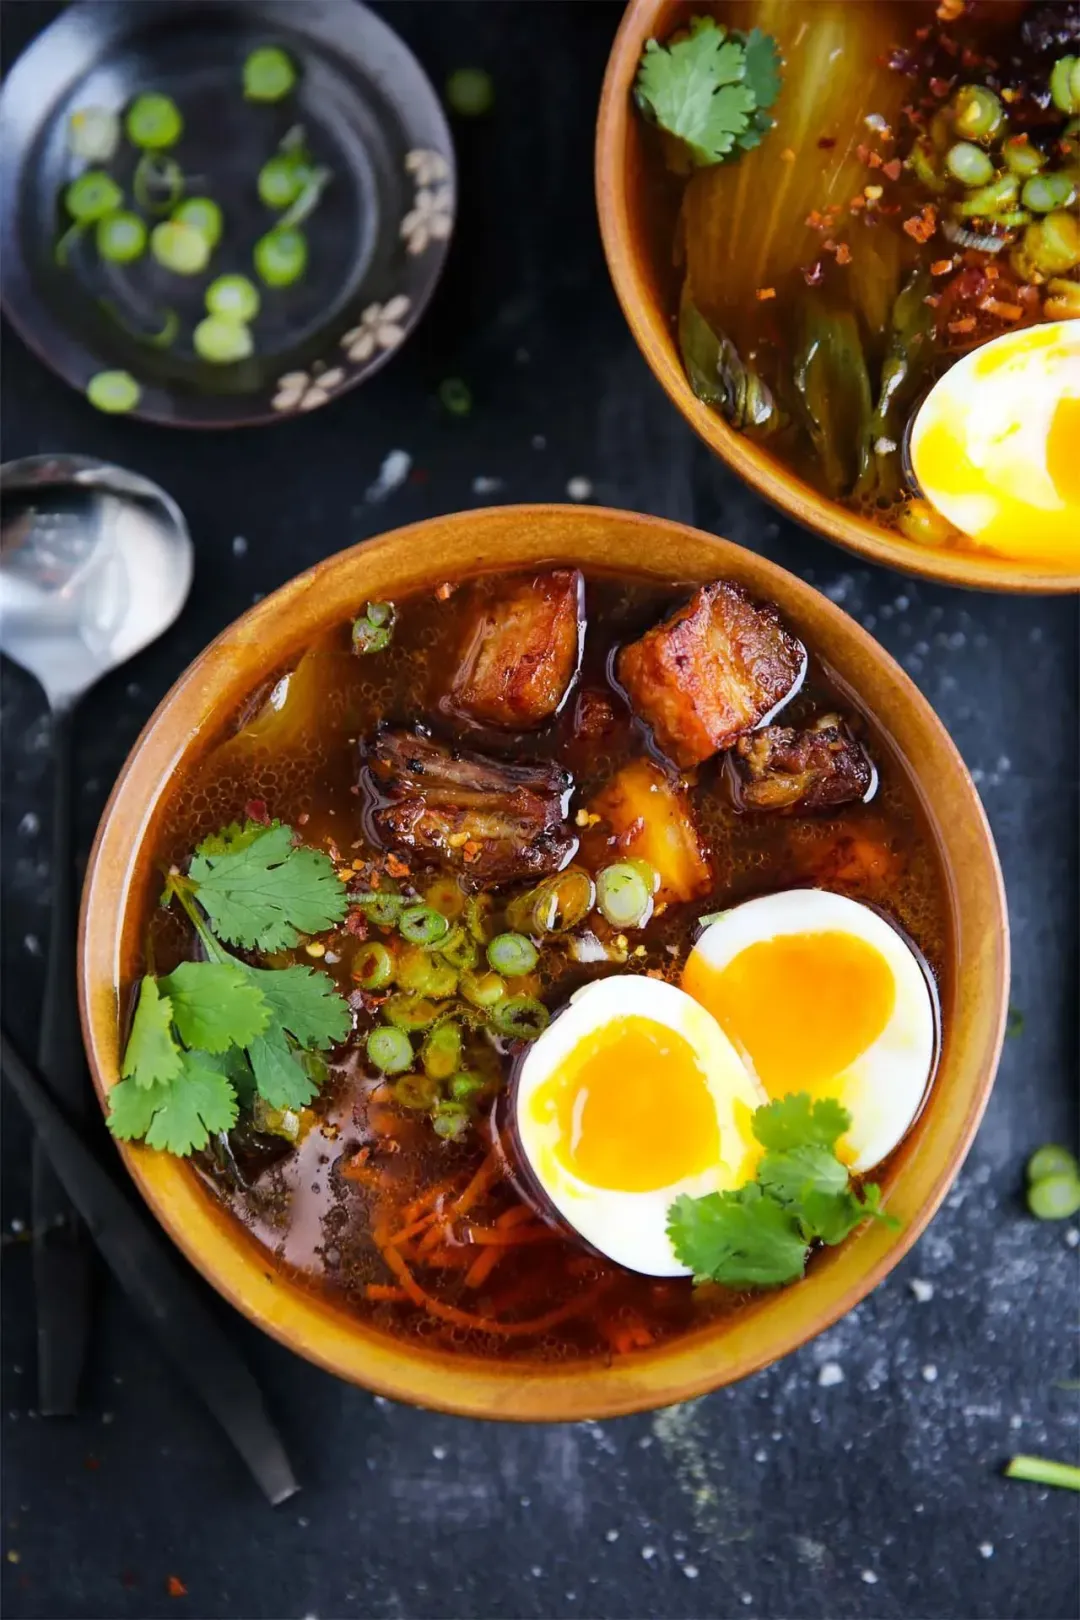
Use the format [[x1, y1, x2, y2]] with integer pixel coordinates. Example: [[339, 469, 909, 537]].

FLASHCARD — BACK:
[[193, 819, 276, 858], [668, 1183, 809, 1287], [740, 28, 782, 115], [247, 1027, 319, 1110], [752, 1093, 851, 1154], [108, 1051, 237, 1155], [158, 960, 270, 1053], [636, 18, 758, 167], [758, 1142, 850, 1206], [188, 821, 348, 952], [121, 976, 182, 1088], [243, 963, 351, 1049], [800, 1180, 899, 1246]]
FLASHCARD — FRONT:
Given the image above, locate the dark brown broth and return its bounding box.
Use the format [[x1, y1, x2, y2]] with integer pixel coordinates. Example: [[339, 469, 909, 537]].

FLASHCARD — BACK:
[[142, 570, 950, 1364]]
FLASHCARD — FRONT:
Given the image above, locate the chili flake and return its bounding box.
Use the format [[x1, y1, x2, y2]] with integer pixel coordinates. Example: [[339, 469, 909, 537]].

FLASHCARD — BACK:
[[835, 242, 852, 266], [930, 259, 954, 276], [385, 853, 409, 878], [947, 315, 977, 334], [755, 287, 777, 300], [883, 158, 903, 181], [166, 1576, 188, 1598]]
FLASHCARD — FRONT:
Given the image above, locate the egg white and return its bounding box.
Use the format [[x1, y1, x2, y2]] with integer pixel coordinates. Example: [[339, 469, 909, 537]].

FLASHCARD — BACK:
[[685, 889, 937, 1173], [514, 975, 766, 1277]]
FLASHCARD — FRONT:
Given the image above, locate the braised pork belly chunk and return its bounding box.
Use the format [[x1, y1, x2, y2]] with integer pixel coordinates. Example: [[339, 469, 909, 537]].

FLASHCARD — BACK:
[[366, 727, 576, 885], [729, 716, 877, 813], [617, 583, 806, 768], [450, 570, 584, 728]]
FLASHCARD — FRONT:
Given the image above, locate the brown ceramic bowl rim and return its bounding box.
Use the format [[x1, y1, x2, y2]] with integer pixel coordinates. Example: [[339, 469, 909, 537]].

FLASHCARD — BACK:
[[79, 504, 1009, 1420], [594, 0, 1080, 596]]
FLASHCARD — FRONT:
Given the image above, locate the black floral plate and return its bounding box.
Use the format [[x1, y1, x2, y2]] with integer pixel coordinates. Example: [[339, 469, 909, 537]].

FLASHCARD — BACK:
[[0, 0, 454, 427]]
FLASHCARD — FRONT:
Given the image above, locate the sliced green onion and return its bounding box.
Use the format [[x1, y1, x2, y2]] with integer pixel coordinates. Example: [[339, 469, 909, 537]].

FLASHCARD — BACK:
[[67, 106, 120, 162], [506, 867, 595, 935], [151, 219, 211, 274], [951, 84, 1003, 142], [1049, 56, 1080, 116], [173, 196, 223, 247], [354, 891, 403, 928], [595, 862, 654, 928], [353, 601, 397, 654], [421, 1021, 462, 1080], [491, 995, 549, 1041], [125, 92, 183, 150], [466, 894, 495, 944], [244, 45, 297, 102], [425, 877, 465, 920], [1027, 1144, 1079, 1183], [96, 210, 147, 263], [945, 141, 994, 187], [438, 926, 479, 973], [254, 226, 307, 287], [258, 154, 306, 210], [98, 297, 179, 349], [1025, 210, 1080, 273], [486, 933, 538, 976], [460, 970, 506, 1009], [86, 370, 141, 414], [1002, 136, 1046, 178], [1021, 172, 1077, 213], [353, 941, 395, 991], [432, 1100, 469, 1140], [446, 67, 494, 117], [133, 152, 184, 213], [449, 1071, 487, 1101], [65, 170, 123, 223], [438, 377, 472, 416], [393, 1073, 438, 1110], [395, 946, 458, 999], [193, 315, 253, 363], [277, 166, 331, 231], [366, 1025, 413, 1074], [1027, 1174, 1080, 1221], [54, 222, 84, 267], [400, 905, 451, 947], [206, 274, 261, 322], [1005, 1455, 1080, 1492], [382, 994, 441, 1031], [956, 174, 1020, 219]]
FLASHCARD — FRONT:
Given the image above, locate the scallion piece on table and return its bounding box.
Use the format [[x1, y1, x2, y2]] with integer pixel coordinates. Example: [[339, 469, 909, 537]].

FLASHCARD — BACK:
[[96, 210, 148, 263], [244, 46, 297, 103], [65, 170, 123, 223], [1005, 1455, 1080, 1492], [125, 92, 183, 150], [253, 226, 307, 287], [151, 219, 211, 274], [1027, 1144, 1079, 1182], [205, 274, 261, 322], [86, 370, 141, 413], [366, 1025, 413, 1075], [193, 315, 254, 364], [1027, 1173, 1080, 1221], [173, 196, 224, 248], [486, 933, 538, 976], [445, 67, 494, 118]]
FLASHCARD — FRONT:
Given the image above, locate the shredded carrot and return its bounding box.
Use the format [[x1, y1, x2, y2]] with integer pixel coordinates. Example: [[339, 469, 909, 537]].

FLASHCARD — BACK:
[[379, 1241, 609, 1337], [340, 1161, 382, 1189], [385, 1210, 440, 1248], [449, 1147, 505, 1220], [385, 853, 409, 878], [495, 1205, 535, 1230], [948, 315, 977, 334], [420, 1245, 476, 1270], [464, 1247, 504, 1290], [401, 1176, 466, 1223], [834, 243, 851, 267], [418, 1218, 452, 1256], [979, 296, 1023, 321], [365, 1284, 408, 1302], [606, 1322, 655, 1355], [462, 1224, 558, 1247]]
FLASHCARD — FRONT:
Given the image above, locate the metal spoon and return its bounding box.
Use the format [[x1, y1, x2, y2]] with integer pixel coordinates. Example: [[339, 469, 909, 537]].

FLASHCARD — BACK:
[[0, 454, 193, 1414]]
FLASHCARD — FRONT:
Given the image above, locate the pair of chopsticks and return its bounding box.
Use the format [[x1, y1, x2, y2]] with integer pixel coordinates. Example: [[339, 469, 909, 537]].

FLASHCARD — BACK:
[[1, 1028, 298, 1505]]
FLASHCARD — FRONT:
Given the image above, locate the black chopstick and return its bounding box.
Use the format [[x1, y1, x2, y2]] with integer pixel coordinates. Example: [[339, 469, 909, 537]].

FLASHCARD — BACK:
[[1, 1028, 299, 1506]]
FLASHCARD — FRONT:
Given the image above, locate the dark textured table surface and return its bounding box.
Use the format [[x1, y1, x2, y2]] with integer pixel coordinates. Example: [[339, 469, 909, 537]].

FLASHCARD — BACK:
[[2, 4, 1078, 1618]]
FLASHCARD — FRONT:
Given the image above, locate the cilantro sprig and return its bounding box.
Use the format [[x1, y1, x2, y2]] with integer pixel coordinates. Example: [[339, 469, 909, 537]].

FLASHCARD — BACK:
[[668, 1094, 898, 1289], [108, 820, 351, 1156], [635, 18, 782, 169]]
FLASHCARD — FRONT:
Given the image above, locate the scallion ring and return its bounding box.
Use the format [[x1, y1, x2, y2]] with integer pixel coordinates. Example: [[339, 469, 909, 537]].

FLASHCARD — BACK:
[[65, 171, 123, 223], [244, 45, 297, 102], [193, 316, 253, 364], [382, 995, 442, 1032], [449, 1071, 486, 1101], [595, 862, 654, 928], [487, 932, 538, 976], [354, 891, 403, 928], [96, 211, 147, 264], [353, 941, 394, 991], [492, 996, 550, 1041], [460, 970, 506, 1009], [399, 904, 451, 947], [173, 196, 223, 248], [393, 1073, 438, 1110], [421, 1021, 462, 1080], [366, 1025, 413, 1074], [432, 1101, 469, 1140]]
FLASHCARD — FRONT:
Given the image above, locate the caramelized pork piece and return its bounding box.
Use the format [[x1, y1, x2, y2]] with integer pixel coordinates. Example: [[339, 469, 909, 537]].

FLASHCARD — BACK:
[[584, 759, 712, 904], [450, 570, 584, 728], [729, 715, 877, 813], [365, 728, 576, 885], [617, 583, 806, 767]]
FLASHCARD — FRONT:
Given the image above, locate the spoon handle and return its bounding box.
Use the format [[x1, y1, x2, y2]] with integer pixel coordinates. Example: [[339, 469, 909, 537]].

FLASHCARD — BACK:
[[32, 707, 93, 1415]]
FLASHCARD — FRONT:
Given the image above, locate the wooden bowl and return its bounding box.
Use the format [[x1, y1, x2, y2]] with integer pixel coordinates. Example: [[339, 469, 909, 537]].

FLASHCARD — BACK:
[[80, 505, 1009, 1419], [595, 0, 1080, 595]]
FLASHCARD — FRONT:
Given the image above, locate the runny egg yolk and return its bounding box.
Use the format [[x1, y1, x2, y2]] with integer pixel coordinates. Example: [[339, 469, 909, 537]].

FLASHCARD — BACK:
[[682, 930, 895, 1097], [527, 1015, 720, 1192]]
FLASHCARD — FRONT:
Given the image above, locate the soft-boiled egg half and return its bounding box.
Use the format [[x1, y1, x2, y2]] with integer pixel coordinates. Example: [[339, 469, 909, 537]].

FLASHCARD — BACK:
[[514, 976, 766, 1276], [908, 320, 1080, 567], [683, 889, 937, 1175]]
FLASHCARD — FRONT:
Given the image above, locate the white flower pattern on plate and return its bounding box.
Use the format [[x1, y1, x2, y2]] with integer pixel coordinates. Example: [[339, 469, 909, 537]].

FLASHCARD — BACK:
[[405, 149, 450, 187], [401, 186, 453, 256], [272, 366, 346, 413], [341, 296, 412, 363]]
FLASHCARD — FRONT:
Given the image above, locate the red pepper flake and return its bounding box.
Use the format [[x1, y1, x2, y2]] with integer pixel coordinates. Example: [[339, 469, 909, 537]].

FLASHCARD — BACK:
[[904, 204, 938, 244], [384, 853, 409, 878], [84, 1455, 100, 1471], [805, 210, 826, 231], [817, 136, 837, 150], [328, 840, 344, 865], [297, 810, 310, 825], [166, 1576, 188, 1598], [434, 581, 455, 601], [244, 798, 270, 825], [914, 24, 932, 40], [883, 157, 903, 181], [802, 260, 825, 286], [930, 259, 954, 276], [867, 149, 884, 169], [979, 296, 1023, 321], [755, 287, 776, 301], [960, 46, 982, 70], [344, 909, 369, 938], [849, 195, 866, 213], [929, 76, 953, 98], [924, 293, 942, 308], [948, 316, 977, 334], [462, 840, 481, 864], [835, 242, 852, 266], [939, 34, 959, 56]]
